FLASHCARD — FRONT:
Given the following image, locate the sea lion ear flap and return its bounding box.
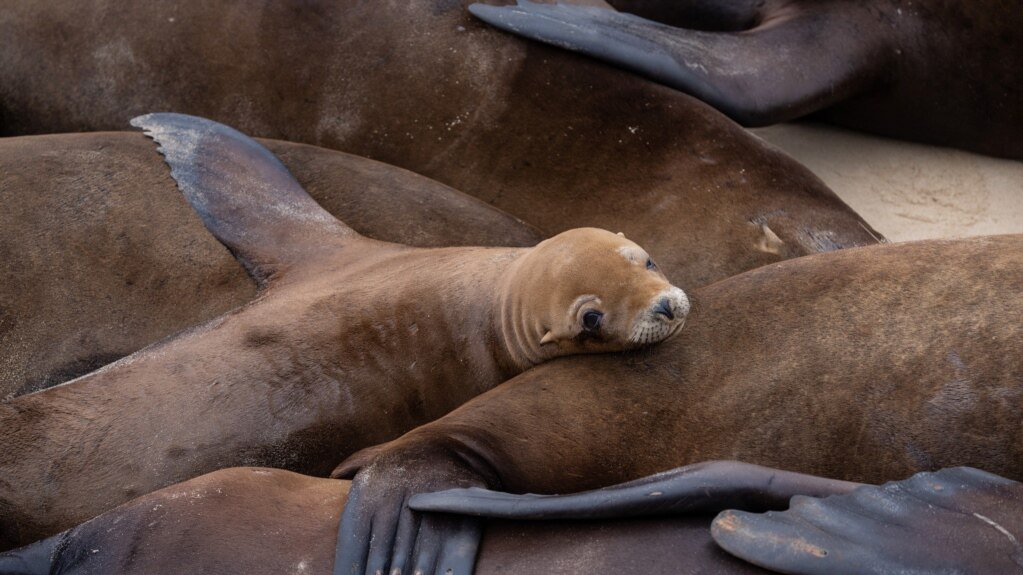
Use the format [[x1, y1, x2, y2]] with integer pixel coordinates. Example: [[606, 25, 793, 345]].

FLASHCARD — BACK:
[[540, 331, 556, 345], [131, 113, 358, 290], [616, 232, 625, 238]]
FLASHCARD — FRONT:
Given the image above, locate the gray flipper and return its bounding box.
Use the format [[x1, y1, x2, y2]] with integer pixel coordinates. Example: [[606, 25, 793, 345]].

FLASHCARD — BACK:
[[0, 532, 64, 575], [131, 113, 356, 287], [409, 460, 861, 519], [468, 1, 885, 126], [712, 467, 1023, 575]]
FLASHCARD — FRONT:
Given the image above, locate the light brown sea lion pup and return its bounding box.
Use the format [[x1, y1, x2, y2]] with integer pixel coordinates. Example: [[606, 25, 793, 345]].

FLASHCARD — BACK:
[[0, 113, 688, 551], [332, 234, 1023, 575], [0, 131, 543, 400], [0, 0, 883, 283]]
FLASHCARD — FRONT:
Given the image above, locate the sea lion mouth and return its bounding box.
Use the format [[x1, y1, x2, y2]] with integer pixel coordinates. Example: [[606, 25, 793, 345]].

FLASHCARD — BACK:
[[628, 318, 685, 346]]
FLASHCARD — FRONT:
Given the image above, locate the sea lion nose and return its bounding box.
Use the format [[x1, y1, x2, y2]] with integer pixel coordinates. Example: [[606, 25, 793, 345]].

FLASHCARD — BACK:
[[653, 297, 675, 321]]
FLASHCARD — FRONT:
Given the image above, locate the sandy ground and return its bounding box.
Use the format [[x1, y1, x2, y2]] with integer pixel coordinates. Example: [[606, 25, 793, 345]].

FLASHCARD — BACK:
[[753, 123, 1023, 243]]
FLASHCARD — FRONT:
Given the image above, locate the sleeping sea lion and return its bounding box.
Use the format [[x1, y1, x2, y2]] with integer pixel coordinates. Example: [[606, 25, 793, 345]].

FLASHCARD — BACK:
[[468, 0, 1023, 159], [0, 131, 541, 400], [332, 234, 1023, 575], [4, 464, 1013, 574], [0, 0, 882, 282], [0, 113, 688, 550], [0, 462, 858, 575]]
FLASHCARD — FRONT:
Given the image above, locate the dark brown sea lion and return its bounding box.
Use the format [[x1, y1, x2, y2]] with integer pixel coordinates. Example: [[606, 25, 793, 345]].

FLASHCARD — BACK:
[[0, 131, 541, 400], [0, 462, 861, 575], [0, 0, 882, 283], [4, 464, 1013, 575], [0, 113, 688, 551], [469, 0, 1023, 159], [332, 234, 1023, 574]]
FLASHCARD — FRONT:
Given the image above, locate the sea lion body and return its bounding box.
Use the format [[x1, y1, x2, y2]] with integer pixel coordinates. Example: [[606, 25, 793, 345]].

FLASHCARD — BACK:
[[0, 131, 542, 399], [0, 467, 773, 575], [472, 0, 1023, 158], [334, 235, 1023, 573], [0, 115, 688, 549], [6, 465, 1012, 574], [0, 0, 881, 283]]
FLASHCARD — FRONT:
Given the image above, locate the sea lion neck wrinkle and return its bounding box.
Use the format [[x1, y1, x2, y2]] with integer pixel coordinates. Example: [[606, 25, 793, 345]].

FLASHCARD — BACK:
[[495, 248, 549, 372]]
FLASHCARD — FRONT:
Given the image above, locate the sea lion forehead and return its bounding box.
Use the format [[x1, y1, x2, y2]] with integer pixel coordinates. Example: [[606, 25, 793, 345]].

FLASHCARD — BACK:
[[542, 228, 644, 253], [616, 244, 650, 266], [535, 228, 652, 272]]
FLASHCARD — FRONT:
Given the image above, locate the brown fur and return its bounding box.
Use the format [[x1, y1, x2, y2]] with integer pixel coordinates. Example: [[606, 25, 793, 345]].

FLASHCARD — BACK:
[[0, 0, 881, 285], [0, 121, 686, 549], [334, 235, 1023, 568], [487, 0, 1023, 158], [0, 132, 542, 399], [0, 467, 770, 575]]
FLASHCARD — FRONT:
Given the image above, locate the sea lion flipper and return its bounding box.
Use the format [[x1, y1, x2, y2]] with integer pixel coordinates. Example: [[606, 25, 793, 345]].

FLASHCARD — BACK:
[[131, 113, 356, 286], [333, 443, 486, 575], [409, 460, 860, 519], [0, 530, 63, 574], [711, 467, 1023, 574], [469, 1, 881, 126]]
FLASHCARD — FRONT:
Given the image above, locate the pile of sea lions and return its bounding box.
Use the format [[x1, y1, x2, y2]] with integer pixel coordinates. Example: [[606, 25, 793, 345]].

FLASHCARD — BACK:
[[0, 1, 1020, 574]]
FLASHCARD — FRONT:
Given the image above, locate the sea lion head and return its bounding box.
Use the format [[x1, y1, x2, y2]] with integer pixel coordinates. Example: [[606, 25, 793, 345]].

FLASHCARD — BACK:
[[502, 228, 689, 367]]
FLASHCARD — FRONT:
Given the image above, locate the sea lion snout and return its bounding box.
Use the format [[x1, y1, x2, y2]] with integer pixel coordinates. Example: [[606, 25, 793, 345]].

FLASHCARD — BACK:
[[651, 287, 689, 322], [654, 297, 675, 321], [630, 286, 689, 345]]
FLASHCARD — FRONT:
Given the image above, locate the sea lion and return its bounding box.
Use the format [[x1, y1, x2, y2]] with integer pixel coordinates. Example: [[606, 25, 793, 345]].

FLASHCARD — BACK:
[[0, 113, 688, 550], [0, 0, 882, 283], [0, 462, 861, 575], [332, 234, 1023, 575], [4, 464, 1012, 574], [0, 131, 542, 400], [468, 0, 1023, 159]]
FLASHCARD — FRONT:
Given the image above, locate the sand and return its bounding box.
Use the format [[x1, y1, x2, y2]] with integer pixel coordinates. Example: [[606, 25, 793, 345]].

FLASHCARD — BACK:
[[752, 123, 1023, 243]]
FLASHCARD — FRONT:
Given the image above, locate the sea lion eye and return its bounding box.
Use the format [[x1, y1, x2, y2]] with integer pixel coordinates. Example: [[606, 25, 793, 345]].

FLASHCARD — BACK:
[[646, 258, 656, 270], [582, 310, 603, 332]]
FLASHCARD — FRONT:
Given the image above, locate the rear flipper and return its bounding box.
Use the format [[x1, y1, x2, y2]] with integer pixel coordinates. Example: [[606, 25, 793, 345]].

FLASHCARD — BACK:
[[712, 467, 1023, 575], [0, 532, 64, 575], [131, 113, 358, 288], [468, 1, 888, 126], [409, 460, 861, 519]]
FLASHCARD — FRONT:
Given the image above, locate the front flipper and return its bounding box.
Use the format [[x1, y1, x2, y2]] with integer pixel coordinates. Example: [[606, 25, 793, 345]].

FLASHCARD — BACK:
[[331, 439, 495, 575], [469, 1, 888, 126], [131, 113, 357, 287], [409, 460, 861, 519], [712, 467, 1023, 575]]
